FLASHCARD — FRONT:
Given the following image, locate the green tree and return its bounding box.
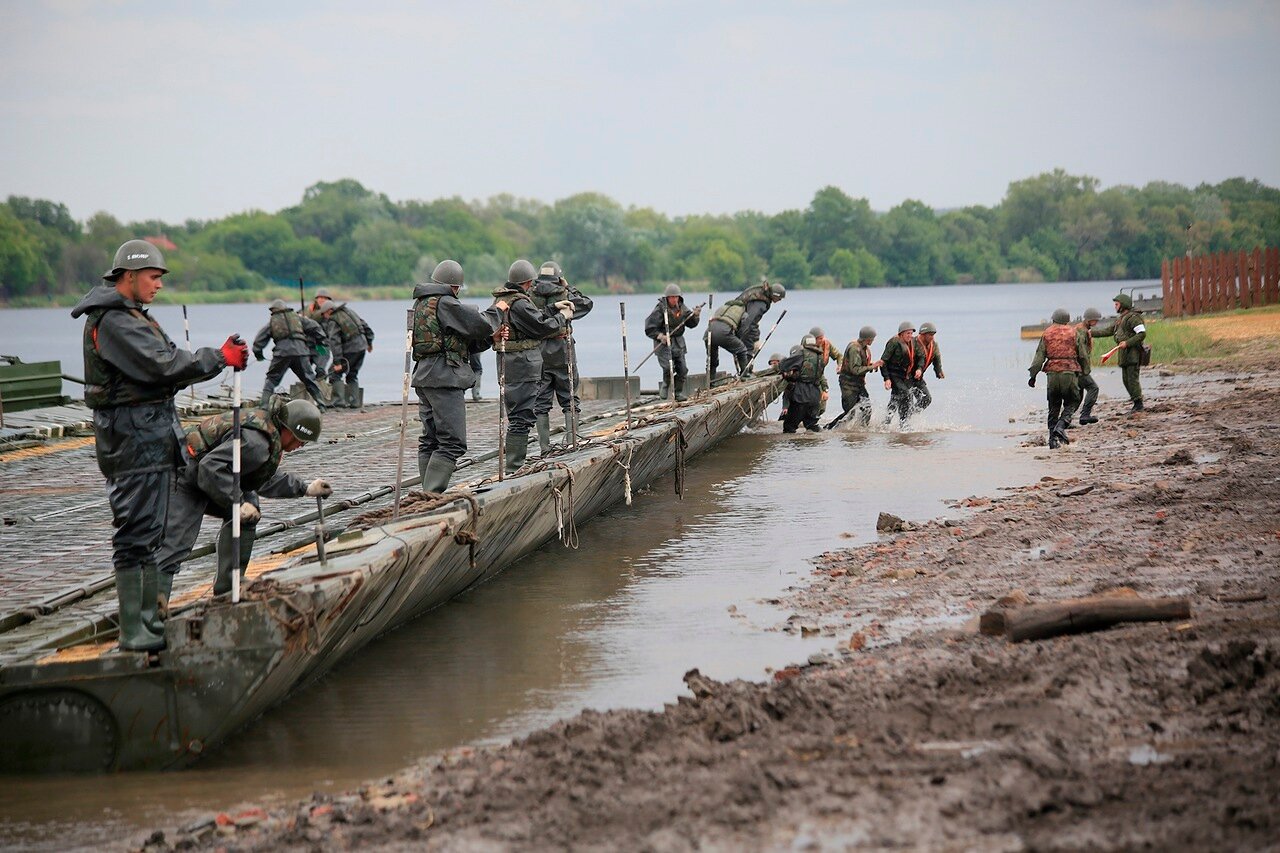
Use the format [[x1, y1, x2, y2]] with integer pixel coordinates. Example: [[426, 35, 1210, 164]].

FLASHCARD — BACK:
[[769, 244, 811, 287], [804, 186, 880, 273], [699, 239, 745, 290], [853, 248, 887, 286], [0, 208, 50, 298], [881, 200, 953, 285], [828, 248, 859, 287]]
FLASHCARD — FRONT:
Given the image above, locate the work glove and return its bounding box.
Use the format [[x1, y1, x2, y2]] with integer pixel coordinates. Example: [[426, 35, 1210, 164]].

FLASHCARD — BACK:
[[558, 303, 575, 320], [752, 341, 762, 354], [253, 351, 265, 362], [220, 335, 249, 370], [657, 333, 669, 345], [306, 479, 333, 498], [239, 502, 261, 525], [1028, 374, 1037, 388], [884, 379, 893, 391]]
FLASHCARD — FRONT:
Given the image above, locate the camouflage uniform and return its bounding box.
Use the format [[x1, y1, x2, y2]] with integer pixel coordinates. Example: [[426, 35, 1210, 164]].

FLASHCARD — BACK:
[[1030, 320, 1090, 447], [838, 340, 876, 426], [779, 344, 824, 432], [322, 302, 375, 407], [910, 337, 943, 411], [531, 276, 593, 448], [1074, 321, 1099, 423], [253, 305, 327, 407], [1092, 308, 1147, 407], [706, 285, 774, 379], [879, 336, 916, 425]]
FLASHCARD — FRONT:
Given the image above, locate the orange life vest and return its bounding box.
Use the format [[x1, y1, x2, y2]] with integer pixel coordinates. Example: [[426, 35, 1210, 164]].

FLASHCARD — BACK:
[[1043, 324, 1079, 373]]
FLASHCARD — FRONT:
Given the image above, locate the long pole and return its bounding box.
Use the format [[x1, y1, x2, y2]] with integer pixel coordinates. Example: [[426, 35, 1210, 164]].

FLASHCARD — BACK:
[[182, 305, 195, 405], [298, 276, 306, 312], [704, 294, 714, 393], [565, 318, 579, 449], [497, 320, 508, 481], [620, 303, 633, 429], [743, 308, 788, 374], [660, 298, 672, 399], [230, 368, 243, 604], [315, 496, 327, 565], [393, 308, 413, 516], [634, 300, 707, 372]]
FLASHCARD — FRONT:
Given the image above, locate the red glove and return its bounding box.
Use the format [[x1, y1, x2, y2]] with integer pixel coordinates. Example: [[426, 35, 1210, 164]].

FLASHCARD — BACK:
[[220, 335, 249, 370]]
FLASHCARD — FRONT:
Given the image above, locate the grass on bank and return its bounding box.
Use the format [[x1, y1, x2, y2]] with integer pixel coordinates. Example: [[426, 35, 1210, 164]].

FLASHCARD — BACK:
[[1092, 304, 1280, 366]]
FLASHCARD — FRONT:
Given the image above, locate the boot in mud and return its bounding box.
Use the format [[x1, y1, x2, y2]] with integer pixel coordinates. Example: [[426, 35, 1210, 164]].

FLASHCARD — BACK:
[[674, 376, 688, 402], [1129, 398, 1144, 414], [536, 413, 551, 456], [116, 568, 165, 651], [505, 433, 529, 475], [421, 456, 456, 493], [1048, 428, 1061, 450], [1079, 404, 1098, 425], [1052, 419, 1072, 447]]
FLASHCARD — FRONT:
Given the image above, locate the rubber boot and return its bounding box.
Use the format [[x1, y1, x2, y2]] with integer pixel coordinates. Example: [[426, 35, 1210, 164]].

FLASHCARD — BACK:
[[1079, 404, 1098, 425], [213, 561, 246, 597], [505, 433, 529, 475], [536, 413, 552, 456], [329, 380, 348, 408], [736, 353, 752, 377], [349, 383, 363, 410], [1048, 428, 1060, 450], [658, 378, 669, 400], [116, 568, 165, 651], [421, 455, 456, 493], [418, 452, 432, 483], [1129, 398, 1144, 414], [140, 565, 164, 634], [259, 386, 273, 408], [674, 376, 688, 402], [1052, 418, 1071, 447], [471, 383, 482, 402]]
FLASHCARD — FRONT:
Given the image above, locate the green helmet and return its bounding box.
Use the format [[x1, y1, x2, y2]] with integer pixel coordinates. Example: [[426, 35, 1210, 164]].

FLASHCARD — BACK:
[[1113, 293, 1133, 310], [769, 352, 782, 362], [277, 399, 322, 443], [537, 260, 562, 282], [809, 326, 824, 338], [768, 282, 786, 300], [103, 239, 168, 281], [269, 298, 288, 312], [789, 345, 802, 356], [314, 288, 333, 300], [919, 321, 937, 335], [508, 259, 536, 286], [1051, 308, 1070, 324], [663, 283, 682, 297], [1083, 307, 1102, 321], [898, 321, 915, 334], [431, 259, 465, 287], [801, 334, 819, 351], [858, 325, 876, 340]]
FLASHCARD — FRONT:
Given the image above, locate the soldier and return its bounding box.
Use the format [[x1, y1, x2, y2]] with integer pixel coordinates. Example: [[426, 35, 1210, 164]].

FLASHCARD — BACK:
[[411, 260, 503, 492], [70, 239, 247, 651], [491, 260, 575, 473], [302, 288, 335, 377], [1029, 308, 1090, 448], [1092, 293, 1148, 413], [808, 326, 841, 415], [1071, 307, 1102, 426], [531, 261, 594, 455], [836, 326, 884, 427], [778, 335, 825, 433], [321, 299, 375, 408], [706, 280, 785, 381], [911, 321, 945, 411], [645, 283, 702, 402], [777, 344, 800, 422], [253, 299, 328, 408], [154, 399, 331, 611], [880, 321, 917, 425]]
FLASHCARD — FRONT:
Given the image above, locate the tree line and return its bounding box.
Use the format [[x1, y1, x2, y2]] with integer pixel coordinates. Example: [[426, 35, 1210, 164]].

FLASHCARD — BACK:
[[2, 170, 1277, 303]]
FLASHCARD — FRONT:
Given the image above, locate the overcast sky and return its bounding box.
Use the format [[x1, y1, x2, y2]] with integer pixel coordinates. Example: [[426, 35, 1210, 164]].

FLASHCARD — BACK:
[[2, 1, 1278, 224]]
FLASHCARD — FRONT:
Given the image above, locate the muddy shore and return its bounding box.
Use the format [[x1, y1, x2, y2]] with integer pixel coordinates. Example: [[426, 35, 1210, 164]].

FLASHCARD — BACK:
[[144, 357, 1279, 851]]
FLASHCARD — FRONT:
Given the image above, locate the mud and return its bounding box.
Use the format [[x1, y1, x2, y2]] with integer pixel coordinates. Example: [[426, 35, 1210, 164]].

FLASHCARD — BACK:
[[143, 358, 1280, 851]]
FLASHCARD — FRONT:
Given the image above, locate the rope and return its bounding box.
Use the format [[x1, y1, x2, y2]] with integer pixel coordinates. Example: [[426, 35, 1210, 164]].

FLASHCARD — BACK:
[[613, 443, 634, 506], [548, 463, 579, 549], [252, 579, 321, 655], [671, 419, 688, 499]]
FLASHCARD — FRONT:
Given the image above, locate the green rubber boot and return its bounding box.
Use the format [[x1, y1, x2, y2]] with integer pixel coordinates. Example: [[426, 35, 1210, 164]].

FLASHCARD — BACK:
[[421, 456, 457, 493], [140, 566, 169, 634], [505, 433, 529, 475], [536, 413, 552, 456], [116, 568, 165, 651]]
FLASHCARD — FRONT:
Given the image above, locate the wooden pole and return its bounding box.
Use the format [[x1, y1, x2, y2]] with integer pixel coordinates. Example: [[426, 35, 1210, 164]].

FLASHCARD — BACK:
[[1256, 247, 1267, 307], [1269, 247, 1280, 305], [1161, 259, 1171, 316], [1239, 250, 1251, 309], [392, 308, 412, 516], [620, 302, 633, 429]]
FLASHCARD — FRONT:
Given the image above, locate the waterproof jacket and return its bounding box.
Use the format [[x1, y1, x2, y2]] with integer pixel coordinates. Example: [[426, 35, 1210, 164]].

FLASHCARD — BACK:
[[779, 349, 822, 405], [1075, 323, 1095, 376], [531, 279, 593, 368], [410, 282, 499, 390], [71, 285, 225, 478], [879, 336, 914, 385], [644, 297, 701, 355], [253, 308, 325, 359], [490, 285, 569, 384], [323, 303, 374, 354], [182, 416, 307, 507], [839, 341, 877, 389], [709, 287, 772, 349], [1030, 323, 1090, 375], [1091, 310, 1147, 367], [912, 337, 943, 379]]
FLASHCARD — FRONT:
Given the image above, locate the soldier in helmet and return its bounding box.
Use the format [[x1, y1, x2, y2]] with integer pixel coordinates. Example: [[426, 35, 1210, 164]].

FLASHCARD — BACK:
[[154, 399, 332, 615], [491, 260, 575, 473], [777, 344, 801, 422], [71, 239, 248, 651], [1029, 308, 1091, 448], [1091, 293, 1147, 413], [252, 299, 328, 409], [836, 326, 884, 427], [410, 260, 503, 492], [320, 298, 375, 408], [645, 283, 702, 402], [778, 335, 825, 432], [910, 321, 945, 411], [531, 261, 594, 455], [807, 325, 841, 414], [1071, 307, 1103, 426], [706, 280, 785, 381], [302, 288, 335, 377], [880, 321, 917, 425]]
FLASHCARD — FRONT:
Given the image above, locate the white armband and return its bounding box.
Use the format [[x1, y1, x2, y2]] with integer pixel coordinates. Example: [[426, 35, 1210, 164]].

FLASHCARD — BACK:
[[1133, 324, 1146, 334]]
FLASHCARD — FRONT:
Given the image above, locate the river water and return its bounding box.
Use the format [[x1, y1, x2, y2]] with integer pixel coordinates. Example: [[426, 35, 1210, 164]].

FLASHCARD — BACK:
[[0, 281, 1141, 849]]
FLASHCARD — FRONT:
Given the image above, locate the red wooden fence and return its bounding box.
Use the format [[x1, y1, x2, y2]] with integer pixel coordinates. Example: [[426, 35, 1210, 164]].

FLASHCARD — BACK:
[[1162, 247, 1280, 317]]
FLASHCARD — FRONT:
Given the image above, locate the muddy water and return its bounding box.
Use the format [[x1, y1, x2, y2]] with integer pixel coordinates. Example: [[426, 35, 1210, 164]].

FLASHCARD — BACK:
[[0, 281, 1137, 848]]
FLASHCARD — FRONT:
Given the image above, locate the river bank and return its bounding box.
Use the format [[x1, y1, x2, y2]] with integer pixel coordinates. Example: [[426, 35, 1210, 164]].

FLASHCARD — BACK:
[[135, 350, 1279, 850]]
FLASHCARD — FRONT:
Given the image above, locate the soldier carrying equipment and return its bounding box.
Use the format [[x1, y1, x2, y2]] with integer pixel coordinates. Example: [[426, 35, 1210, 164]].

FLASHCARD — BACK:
[[778, 334, 824, 432], [531, 260, 593, 455], [1029, 308, 1091, 449], [645, 283, 703, 402], [252, 299, 328, 409]]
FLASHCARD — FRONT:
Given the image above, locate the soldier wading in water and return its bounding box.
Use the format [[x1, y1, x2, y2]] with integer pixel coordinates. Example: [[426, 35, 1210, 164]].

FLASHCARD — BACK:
[[530, 261, 593, 455], [778, 334, 826, 432], [880, 321, 917, 426], [836, 326, 883, 427], [71, 239, 248, 651], [1029, 308, 1091, 449], [645, 283, 702, 402]]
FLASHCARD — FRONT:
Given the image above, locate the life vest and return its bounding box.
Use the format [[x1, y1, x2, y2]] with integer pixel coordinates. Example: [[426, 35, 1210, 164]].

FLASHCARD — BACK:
[[184, 399, 285, 492], [412, 295, 470, 364], [1042, 323, 1080, 373], [489, 287, 542, 352], [797, 347, 824, 383], [83, 307, 176, 409], [328, 306, 363, 343], [840, 343, 871, 379], [712, 297, 746, 330], [531, 281, 571, 339], [269, 309, 307, 344], [915, 339, 935, 373]]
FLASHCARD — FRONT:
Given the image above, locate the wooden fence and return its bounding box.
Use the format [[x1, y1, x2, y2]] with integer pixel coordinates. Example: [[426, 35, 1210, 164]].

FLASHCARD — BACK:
[[1162, 247, 1280, 318]]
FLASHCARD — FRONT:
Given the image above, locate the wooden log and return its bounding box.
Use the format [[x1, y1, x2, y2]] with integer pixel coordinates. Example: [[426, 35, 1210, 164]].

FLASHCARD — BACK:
[[985, 595, 1191, 643]]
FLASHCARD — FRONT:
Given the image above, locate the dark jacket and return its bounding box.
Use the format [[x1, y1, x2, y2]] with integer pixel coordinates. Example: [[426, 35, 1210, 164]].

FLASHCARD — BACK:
[[532, 279, 593, 367], [410, 282, 500, 390], [323, 303, 375, 354], [71, 285, 225, 478], [779, 350, 822, 405], [490, 286, 568, 385], [253, 308, 326, 359], [186, 429, 308, 507], [879, 336, 914, 385], [645, 297, 701, 354]]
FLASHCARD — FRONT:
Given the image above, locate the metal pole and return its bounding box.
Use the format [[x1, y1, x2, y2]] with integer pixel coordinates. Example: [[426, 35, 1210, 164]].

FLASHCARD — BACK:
[[393, 308, 413, 516], [743, 308, 788, 374], [182, 305, 195, 405], [497, 322, 508, 481], [634, 300, 707, 371], [620, 302, 633, 429], [231, 368, 243, 604], [564, 319, 579, 449], [704, 293, 714, 393], [660, 296, 672, 400], [298, 276, 306, 312], [315, 496, 327, 565]]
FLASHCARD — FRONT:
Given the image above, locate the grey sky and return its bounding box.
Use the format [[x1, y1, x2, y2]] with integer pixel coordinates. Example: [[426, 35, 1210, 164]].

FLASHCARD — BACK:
[[3, 0, 1278, 224]]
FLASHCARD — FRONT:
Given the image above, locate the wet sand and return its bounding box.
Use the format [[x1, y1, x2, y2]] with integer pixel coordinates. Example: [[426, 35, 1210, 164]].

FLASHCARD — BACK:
[[142, 356, 1279, 851]]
